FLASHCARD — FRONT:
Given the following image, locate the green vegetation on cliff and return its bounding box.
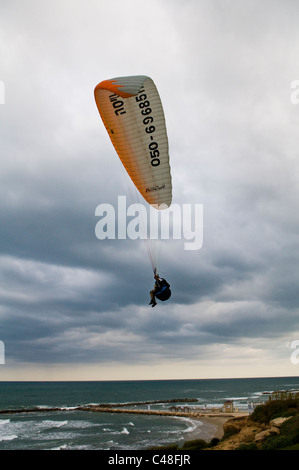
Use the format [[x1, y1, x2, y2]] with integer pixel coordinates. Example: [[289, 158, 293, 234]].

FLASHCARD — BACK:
[[221, 397, 299, 451]]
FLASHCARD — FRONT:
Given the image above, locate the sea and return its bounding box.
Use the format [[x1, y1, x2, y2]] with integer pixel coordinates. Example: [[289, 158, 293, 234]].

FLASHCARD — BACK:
[[0, 376, 299, 451]]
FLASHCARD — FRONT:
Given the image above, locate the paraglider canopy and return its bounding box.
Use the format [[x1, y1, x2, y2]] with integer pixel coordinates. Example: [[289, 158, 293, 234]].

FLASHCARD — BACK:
[[94, 75, 172, 209]]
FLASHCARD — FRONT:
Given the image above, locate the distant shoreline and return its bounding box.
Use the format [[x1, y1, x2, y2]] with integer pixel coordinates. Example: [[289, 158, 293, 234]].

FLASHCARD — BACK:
[[80, 406, 242, 440], [0, 404, 248, 419], [0, 403, 246, 440]]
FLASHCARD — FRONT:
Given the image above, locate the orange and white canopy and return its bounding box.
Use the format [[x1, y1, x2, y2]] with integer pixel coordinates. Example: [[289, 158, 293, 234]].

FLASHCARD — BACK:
[[94, 75, 172, 208]]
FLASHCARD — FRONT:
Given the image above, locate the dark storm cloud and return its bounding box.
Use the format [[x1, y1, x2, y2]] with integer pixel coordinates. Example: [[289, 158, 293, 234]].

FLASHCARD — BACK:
[[1, 0, 299, 377]]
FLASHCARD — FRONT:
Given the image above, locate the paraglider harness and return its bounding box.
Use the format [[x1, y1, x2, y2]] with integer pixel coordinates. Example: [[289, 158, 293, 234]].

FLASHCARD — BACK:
[[154, 276, 171, 301]]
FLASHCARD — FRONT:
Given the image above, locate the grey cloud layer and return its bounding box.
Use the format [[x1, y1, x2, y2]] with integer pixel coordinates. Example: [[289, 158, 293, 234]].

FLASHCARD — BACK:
[[1, 0, 299, 376]]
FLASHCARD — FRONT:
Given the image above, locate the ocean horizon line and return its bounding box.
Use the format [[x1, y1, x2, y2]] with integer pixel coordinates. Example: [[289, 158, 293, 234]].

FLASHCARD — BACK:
[[0, 374, 298, 383]]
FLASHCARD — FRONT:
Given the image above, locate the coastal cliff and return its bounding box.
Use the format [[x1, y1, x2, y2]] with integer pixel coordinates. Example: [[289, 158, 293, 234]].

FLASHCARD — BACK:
[[166, 397, 299, 451], [210, 415, 292, 450], [206, 397, 299, 450]]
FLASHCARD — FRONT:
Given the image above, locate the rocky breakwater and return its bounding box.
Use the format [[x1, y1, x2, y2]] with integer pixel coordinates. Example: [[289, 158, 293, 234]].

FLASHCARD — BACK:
[[91, 398, 198, 408], [78, 405, 203, 418]]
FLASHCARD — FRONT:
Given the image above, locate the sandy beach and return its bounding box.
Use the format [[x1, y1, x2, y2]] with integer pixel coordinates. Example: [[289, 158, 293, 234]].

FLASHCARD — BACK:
[[196, 415, 230, 439]]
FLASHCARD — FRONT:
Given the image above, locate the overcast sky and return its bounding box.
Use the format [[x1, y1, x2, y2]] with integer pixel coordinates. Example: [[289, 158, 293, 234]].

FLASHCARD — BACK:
[[1, 0, 299, 381]]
